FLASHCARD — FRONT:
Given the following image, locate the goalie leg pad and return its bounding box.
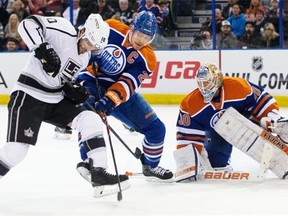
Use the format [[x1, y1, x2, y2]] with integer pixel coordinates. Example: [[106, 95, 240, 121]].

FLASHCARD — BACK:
[[215, 107, 288, 179], [173, 144, 199, 182]]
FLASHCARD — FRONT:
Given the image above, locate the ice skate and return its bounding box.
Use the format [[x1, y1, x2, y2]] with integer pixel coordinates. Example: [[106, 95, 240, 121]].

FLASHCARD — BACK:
[[76, 162, 92, 183], [53, 126, 72, 140], [91, 167, 130, 198], [141, 155, 174, 182], [76, 161, 130, 197]]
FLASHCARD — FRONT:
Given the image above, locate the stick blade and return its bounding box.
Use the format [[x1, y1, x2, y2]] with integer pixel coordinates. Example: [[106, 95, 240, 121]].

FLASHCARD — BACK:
[[135, 147, 142, 159], [117, 192, 123, 201]]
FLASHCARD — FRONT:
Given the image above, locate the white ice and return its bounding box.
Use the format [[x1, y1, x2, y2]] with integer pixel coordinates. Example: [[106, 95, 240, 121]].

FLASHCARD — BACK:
[[0, 105, 288, 216]]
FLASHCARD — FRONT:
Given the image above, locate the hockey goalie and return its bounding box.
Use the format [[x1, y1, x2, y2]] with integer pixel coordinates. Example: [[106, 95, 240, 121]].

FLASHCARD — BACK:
[[173, 63, 288, 182]]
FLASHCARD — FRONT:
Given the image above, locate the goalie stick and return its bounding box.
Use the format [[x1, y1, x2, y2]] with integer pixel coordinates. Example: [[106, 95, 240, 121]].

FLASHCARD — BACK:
[[126, 143, 273, 182], [198, 143, 273, 182]]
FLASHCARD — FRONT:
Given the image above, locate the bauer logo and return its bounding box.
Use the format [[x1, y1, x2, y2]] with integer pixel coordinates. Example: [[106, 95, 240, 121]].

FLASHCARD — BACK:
[[204, 172, 250, 180], [252, 56, 263, 72]]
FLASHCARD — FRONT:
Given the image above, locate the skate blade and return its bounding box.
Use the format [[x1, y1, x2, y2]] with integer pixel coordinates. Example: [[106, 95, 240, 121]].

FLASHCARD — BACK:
[[53, 132, 72, 140], [93, 180, 131, 198], [77, 166, 92, 184], [144, 176, 175, 183]]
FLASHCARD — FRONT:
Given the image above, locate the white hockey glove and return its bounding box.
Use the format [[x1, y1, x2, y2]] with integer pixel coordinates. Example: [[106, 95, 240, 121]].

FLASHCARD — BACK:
[[261, 117, 288, 144]]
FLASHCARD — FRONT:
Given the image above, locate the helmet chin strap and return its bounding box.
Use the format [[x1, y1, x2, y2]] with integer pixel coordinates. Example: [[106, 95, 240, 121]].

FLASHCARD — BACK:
[[76, 30, 84, 54]]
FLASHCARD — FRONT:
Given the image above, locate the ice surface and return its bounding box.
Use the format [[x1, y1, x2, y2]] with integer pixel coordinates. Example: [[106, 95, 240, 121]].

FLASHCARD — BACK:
[[0, 105, 288, 216]]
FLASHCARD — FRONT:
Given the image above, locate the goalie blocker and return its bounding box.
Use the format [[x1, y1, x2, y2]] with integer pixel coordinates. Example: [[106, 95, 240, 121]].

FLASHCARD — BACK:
[[214, 107, 288, 179]]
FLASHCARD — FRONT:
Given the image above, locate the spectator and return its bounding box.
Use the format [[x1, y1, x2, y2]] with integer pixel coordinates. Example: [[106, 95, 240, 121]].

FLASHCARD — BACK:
[[190, 29, 213, 49], [76, 0, 97, 27], [245, 0, 268, 22], [238, 0, 250, 13], [62, 0, 80, 25], [46, 0, 63, 12], [222, 0, 238, 19], [20, 0, 46, 16], [158, 0, 177, 36], [128, 0, 140, 11], [138, 0, 162, 26], [261, 0, 270, 7], [4, 36, 20, 51], [9, 0, 30, 22], [254, 8, 268, 37], [0, 21, 4, 50], [111, 0, 134, 26], [238, 21, 262, 48], [4, 13, 27, 50], [202, 8, 224, 34], [227, 3, 246, 38], [267, 0, 279, 20], [95, 0, 114, 20], [283, 10, 288, 42], [267, 1, 285, 33], [216, 20, 239, 48], [0, 0, 10, 27], [260, 22, 280, 48], [1, 0, 9, 9]]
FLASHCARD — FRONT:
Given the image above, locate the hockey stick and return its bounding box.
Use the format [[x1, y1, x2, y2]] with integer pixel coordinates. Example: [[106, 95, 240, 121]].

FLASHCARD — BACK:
[[90, 62, 142, 159], [91, 62, 125, 201], [100, 112, 123, 201], [86, 103, 142, 159], [108, 125, 142, 159]]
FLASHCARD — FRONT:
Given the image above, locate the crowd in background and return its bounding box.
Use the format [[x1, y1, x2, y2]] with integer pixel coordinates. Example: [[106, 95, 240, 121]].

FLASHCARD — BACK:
[[191, 0, 288, 49], [0, 0, 288, 51]]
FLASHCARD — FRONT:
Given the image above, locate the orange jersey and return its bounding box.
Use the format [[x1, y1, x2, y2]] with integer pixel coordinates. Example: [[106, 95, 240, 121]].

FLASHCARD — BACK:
[[85, 19, 156, 103], [176, 77, 279, 148]]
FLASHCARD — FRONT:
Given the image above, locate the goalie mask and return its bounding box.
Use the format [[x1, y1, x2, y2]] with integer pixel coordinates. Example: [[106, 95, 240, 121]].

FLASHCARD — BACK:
[[196, 63, 223, 103], [79, 13, 110, 51]]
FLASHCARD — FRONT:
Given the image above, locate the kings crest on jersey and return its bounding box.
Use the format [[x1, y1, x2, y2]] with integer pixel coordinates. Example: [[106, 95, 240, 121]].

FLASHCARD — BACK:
[[87, 19, 156, 102]]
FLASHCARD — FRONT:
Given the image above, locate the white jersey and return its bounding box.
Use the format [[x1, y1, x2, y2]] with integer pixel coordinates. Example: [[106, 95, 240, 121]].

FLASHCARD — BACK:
[[15, 15, 90, 103]]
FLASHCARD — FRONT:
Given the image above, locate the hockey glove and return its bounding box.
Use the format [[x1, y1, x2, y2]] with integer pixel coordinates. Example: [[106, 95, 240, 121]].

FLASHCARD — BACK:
[[34, 42, 61, 77], [94, 96, 115, 116], [261, 117, 288, 144], [271, 117, 288, 144], [62, 81, 89, 104]]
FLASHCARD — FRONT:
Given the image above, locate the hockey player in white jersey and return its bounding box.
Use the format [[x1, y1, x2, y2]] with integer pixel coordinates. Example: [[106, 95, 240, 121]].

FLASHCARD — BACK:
[[0, 14, 130, 197]]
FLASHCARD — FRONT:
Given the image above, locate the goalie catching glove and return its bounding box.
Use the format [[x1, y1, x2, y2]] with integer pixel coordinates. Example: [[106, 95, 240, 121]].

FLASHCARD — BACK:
[[34, 42, 61, 77], [62, 81, 89, 104]]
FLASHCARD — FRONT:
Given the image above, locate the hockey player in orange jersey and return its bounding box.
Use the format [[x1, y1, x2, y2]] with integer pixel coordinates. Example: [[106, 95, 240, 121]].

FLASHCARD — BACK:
[[73, 11, 174, 182], [174, 63, 288, 182]]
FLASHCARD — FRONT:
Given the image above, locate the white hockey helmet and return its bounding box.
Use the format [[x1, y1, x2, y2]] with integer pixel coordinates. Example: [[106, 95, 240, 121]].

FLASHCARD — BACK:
[[81, 14, 110, 50], [196, 63, 223, 103]]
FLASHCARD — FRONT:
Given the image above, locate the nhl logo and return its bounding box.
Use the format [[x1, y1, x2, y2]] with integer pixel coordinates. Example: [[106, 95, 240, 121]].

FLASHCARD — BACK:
[[252, 56, 263, 71]]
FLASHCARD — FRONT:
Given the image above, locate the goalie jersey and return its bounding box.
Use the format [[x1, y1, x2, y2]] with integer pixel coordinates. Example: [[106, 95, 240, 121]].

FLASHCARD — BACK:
[[176, 76, 279, 167], [78, 19, 156, 103]]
